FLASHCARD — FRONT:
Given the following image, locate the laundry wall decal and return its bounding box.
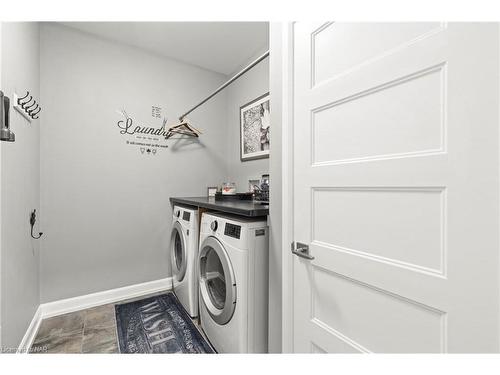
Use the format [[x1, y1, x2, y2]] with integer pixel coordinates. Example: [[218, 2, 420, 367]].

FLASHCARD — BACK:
[[117, 117, 168, 137], [116, 108, 169, 155]]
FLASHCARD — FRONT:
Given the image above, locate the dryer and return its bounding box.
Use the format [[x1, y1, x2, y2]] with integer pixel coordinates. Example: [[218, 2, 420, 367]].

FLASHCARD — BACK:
[[170, 205, 199, 318], [198, 212, 268, 353]]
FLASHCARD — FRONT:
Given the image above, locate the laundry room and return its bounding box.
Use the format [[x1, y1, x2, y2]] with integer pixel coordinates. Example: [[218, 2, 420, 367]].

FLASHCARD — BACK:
[[0, 21, 274, 354], [4, 4, 500, 374]]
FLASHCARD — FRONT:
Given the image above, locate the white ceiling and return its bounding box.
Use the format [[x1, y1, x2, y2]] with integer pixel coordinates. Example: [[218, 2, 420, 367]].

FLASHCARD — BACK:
[[61, 22, 269, 75]]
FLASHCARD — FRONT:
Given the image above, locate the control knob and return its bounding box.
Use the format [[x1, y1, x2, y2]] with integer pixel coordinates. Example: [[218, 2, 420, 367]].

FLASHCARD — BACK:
[[210, 220, 218, 231]]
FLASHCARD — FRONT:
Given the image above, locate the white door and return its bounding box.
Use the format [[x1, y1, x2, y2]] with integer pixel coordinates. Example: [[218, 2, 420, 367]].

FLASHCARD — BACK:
[[290, 22, 500, 353]]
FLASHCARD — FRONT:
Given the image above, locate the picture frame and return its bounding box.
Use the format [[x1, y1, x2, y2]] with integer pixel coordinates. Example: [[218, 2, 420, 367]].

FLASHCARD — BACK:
[[240, 92, 270, 161]]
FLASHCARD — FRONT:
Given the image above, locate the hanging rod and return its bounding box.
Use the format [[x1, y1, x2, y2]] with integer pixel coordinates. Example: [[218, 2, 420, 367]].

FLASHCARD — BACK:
[[179, 50, 269, 121]]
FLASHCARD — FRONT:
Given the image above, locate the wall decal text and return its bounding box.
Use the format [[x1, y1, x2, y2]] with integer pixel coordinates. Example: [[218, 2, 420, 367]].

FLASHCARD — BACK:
[[116, 110, 169, 155]]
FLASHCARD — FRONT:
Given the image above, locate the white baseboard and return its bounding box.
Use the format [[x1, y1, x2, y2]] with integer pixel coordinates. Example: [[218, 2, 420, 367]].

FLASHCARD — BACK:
[[41, 277, 173, 319], [17, 306, 42, 354], [17, 277, 172, 353]]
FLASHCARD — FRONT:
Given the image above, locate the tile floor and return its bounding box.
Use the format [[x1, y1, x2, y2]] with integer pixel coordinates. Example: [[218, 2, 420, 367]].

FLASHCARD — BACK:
[[30, 290, 206, 354], [31, 303, 118, 354]]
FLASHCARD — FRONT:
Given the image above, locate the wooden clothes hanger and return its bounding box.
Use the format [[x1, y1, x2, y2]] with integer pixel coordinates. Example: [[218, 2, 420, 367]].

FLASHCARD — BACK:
[[165, 117, 202, 139]]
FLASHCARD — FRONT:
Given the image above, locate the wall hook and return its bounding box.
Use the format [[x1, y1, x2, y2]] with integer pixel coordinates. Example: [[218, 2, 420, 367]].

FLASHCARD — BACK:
[[19, 95, 33, 108], [18, 91, 30, 103], [21, 96, 34, 109], [30, 209, 43, 240], [30, 106, 41, 118], [28, 103, 39, 115], [25, 100, 37, 111]]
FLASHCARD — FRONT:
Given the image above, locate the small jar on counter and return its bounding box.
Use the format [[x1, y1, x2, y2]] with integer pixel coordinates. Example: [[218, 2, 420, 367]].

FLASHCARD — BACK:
[[222, 182, 236, 195]]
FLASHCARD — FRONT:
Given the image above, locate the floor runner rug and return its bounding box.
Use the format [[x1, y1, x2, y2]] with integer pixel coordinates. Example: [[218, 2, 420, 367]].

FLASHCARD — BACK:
[[115, 292, 214, 353]]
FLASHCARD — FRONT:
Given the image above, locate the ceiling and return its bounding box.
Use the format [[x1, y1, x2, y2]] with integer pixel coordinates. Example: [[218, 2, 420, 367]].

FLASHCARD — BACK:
[[61, 22, 269, 75]]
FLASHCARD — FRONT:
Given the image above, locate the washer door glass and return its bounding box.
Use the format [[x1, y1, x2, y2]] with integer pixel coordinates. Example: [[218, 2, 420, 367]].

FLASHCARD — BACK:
[[205, 247, 226, 309], [199, 236, 236, 325], [171, 221, 187, 282]]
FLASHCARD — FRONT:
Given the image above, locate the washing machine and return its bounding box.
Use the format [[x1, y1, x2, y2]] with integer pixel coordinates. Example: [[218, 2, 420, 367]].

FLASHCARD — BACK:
[[198, 212, 269, 353], [170, 205, 199, 318]]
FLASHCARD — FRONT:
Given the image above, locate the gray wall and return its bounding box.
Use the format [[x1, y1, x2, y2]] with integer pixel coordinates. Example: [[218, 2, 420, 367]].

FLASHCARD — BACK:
[[0, 22, 40, 348], [225, 57, 269, 191], [39, 24, 229, 303]]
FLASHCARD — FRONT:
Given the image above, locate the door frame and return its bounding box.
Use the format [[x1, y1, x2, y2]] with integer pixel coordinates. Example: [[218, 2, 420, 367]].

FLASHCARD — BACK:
[[273, 21, 295, 353]]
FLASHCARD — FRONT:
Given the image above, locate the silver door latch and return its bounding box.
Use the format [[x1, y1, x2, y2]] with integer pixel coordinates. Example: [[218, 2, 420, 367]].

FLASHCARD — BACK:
[[291, 242, 315, 260]]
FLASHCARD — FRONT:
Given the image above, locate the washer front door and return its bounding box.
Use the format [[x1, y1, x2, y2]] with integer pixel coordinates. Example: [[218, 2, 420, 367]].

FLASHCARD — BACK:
[[171, 221, 187, 282], [198, 236, 236, 325]]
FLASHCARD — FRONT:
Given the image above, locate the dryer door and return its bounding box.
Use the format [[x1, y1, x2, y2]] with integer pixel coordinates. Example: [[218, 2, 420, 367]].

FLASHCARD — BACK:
[[198, 236, 236, 325], [171, 221, 187, 282]]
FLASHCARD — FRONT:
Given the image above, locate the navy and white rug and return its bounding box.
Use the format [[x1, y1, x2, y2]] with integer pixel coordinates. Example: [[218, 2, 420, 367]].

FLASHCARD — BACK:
[[115, 292, 214, 354]]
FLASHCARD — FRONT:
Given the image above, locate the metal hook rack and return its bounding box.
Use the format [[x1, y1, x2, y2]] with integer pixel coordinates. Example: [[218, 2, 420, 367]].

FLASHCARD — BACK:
[[13, 90, 41, 122], [1, 89, 42, 142]]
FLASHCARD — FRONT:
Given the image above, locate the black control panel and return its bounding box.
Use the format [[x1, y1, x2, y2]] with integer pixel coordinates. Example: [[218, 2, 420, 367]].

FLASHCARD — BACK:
[[182, 211, 191, 221], [224, 223, 241, 239]]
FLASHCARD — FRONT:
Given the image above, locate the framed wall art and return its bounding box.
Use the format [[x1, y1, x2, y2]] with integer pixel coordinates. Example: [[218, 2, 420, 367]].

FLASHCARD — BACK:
[[240, 92, 270, 161]]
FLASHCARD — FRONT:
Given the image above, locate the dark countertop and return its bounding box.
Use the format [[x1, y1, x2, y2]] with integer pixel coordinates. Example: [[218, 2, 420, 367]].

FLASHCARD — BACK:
[[170, 196, 269, 217]]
